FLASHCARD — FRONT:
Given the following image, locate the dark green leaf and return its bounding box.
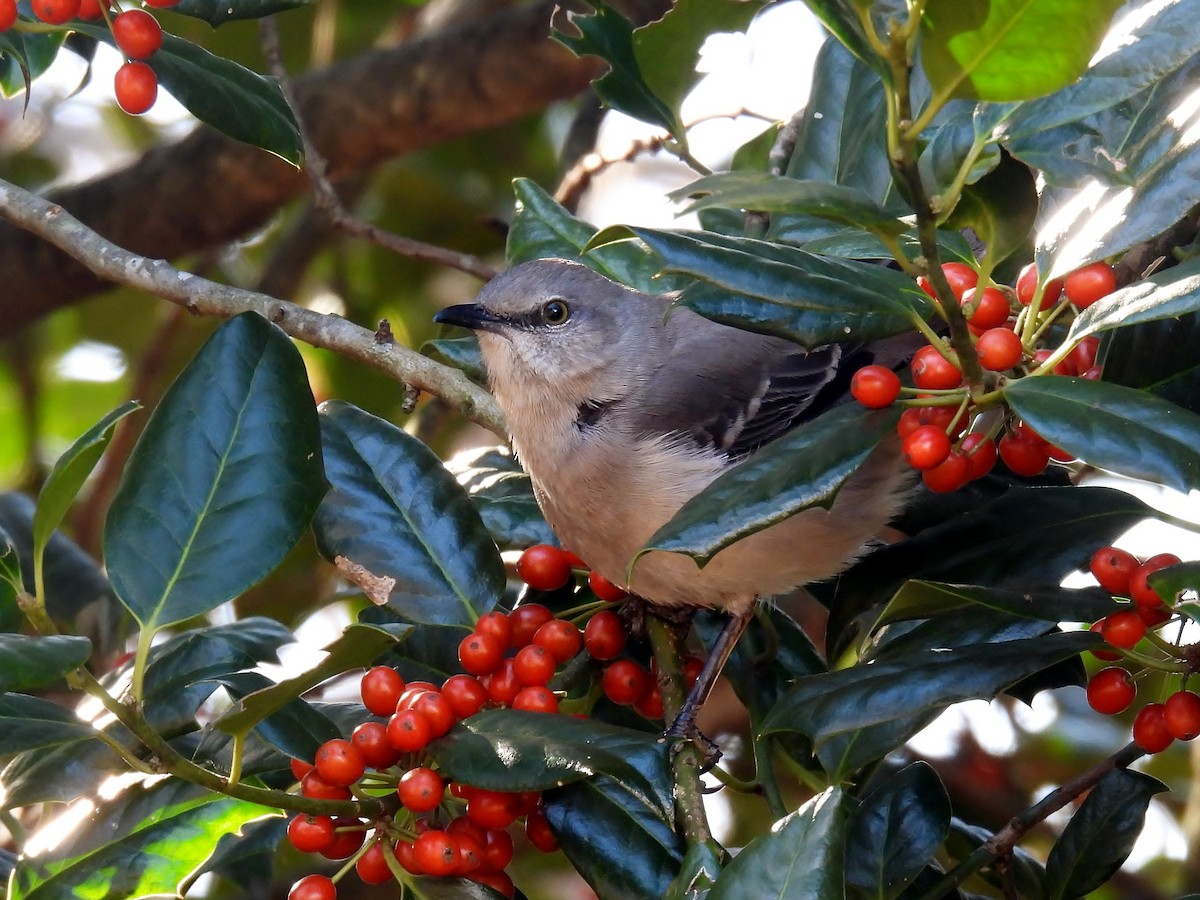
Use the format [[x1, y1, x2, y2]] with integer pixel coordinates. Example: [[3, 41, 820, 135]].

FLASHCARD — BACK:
[[665, 841, 725, 899], [214, 621, 405, 737], [919, 0, 1123, 102], [813, 714, 940, 784], [32, 402, 139, 582], [636, 405, 899, 566], [947, 818, 1046, 900], [216, 671, 341, 761], [142, 618, 295, 701], [709, 787, 848, 899], [0, 635, 91, 693], [1045, 769, 1165, 899], [312, 400, 503, 626], [0, 694, 95, 758], [0, 30, 65, 101], [447, 446, 555, 549], [507, 179, 680, 292], [917, 101, 1007, 195], [0, 733, 126, 809], [183, 817, 283, 894], [104, 312, 325, 632], [544, 772, 683, 900], [362, 609, 471, 684], [1100, 311, 1200, 415], [875, 581, 1118, 630], [868, 607, 1054, 663], [1004, 376, 1200, 493], [553, 3, 678, 135], [431, 709, 673, 813], [942, 152, 1037, 266], [423, 336, 485, 383], [845, 762, 951, 899], [800, 2, 893, 83], [172, 0, 316, 26], [1147, 561, 1200, 605], [412, 876, 512, 899], [8, 778, 275, 900], [672, 172, 907, 235]]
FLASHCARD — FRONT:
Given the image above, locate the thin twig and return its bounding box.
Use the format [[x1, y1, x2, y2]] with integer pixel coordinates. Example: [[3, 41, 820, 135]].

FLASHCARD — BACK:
[[258, 16, 498, 282]]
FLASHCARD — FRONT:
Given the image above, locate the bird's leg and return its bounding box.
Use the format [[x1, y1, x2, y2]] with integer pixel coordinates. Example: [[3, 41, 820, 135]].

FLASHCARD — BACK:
[[665, 609, 753, 747]]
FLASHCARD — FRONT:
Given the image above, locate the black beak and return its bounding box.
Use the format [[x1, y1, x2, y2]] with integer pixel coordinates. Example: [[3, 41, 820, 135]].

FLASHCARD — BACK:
[[434, 303, 506, 333]]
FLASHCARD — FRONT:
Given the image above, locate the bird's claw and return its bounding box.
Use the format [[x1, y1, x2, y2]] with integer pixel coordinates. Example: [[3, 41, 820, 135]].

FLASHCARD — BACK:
[[664, 719, 722, 772]]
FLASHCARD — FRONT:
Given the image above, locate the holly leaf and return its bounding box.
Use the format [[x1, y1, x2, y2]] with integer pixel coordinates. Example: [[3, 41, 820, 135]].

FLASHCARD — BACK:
[[171, 0, 317, 26]]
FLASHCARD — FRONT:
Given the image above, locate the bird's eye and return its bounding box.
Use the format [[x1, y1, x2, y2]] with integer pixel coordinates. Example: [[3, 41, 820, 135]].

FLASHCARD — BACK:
[[541, 299, 570, 325]]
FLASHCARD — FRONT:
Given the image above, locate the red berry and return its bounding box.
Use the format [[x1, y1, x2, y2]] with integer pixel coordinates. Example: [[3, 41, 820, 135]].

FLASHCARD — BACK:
[[114, 61, 158, 115], [525, 806, 559, 853], [386, 708, 433, 753], [513, 644, 557, 687], [960, 287, 1011, 330], [634, 682, 664, 719], [314, 738, 364, 787], [584, 610, 626, 660], [902, 425, 952, 471], [851, 364, 902, 408], [1086, 667, 1135, 715], [288, 874, 336, 900], [1089, 546, 1139, 595], [411, 691, 455, 738], [77, 0, 110, 18], [534, 618, 583, 663], [287, 814, 335, 854], [588, 570, 629, 602], [975, 327, 1024, 371], [360, 666, 404, 716], [470, 870, 516, 897], [481, 658, 521, 706], [959, 433, 997, 480], [510, 603, 554, 646], [300, 770, 351, 801], [1164, 690, 1200, 741], [1088, 621, 1121, 661], [1064, 261, 1118, 308], [290, 757, 314, 781], [1099, 610, 1145, 649], [112, 9, 162, 59], [1132, 702, 1174, 753], [513, 685, 559, 712], [441, 673, 488, 719], [1138, 605, 1174, 628], [0, 0, 17, 31], [918, 262, 978, 302], [356, 839, 394, 885], [602, 659, 650, 705], [910, 345, 962, 390], [480, 827, 514, 872], [516, 545, 573, 591], [413, 829, 458, 876], [1130, 553, 1181, 609], [454, 831, 484, 875], [398, 766, 445, 813], [31, 0, 79, 24], [1015, 263, 1064, 307], [459, 631, 505, 676], [351, 721, 402, 769], [395, 839, 419, 874], [1067, 336, 1101, 375], [475, 610, 513, 648], [896, 408, 924, 440], [466, 789, 522, 830], [921, 451, 969, 493], [322, 819, 366, 860], [997, 432, 1049, 477], [143, 0, 180, 5]]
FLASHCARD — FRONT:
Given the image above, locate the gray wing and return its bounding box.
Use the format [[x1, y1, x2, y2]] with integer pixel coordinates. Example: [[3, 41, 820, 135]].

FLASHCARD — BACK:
[[625, 309, 858, 459]]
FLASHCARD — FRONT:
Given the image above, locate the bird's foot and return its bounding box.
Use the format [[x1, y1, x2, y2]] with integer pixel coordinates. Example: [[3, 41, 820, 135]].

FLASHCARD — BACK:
[[664, 716, 722, 772]]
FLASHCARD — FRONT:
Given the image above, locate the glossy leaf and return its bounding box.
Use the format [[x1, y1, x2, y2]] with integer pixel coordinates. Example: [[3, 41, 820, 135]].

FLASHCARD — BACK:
[[141, 618, 294, 701], [0, 635, 90, 693], [920, 0, 1122, 102], [8, 779, 275, 900], [104, 312, 325, 632], [942, 153, 1037, 266], [917, 101, 1007, 195], [431, 709, 672, 811], [635, 404, 899, 567], [800, 1, 894, 82], [447, 446, 555, 549], [1100, 312, 1200, 415], [1045, 769, 1165, 899], [216, 672, 341, 761], [362, 609, 471, 684], [173, 0, 316, 26], [709, 788, 848, 899], [671, 172, 907, 235], [0, 694, 96, 758], [664, 841, 725, 899], [876, 581, 1118, 630], [947, 818, 1047, 899], [1148, 561, 1200, 606], [845, 762, 951, 898], [0, 30, 65, 101], [423, 335, 485, 384], [507, 179, 678, 292], [1004, 376, 1200, 493], [32, 402, 139, 585], [214, 621, 405, 738], [412, 877, 511, 900], [74, 26, 302, 164], [312, 400, 503, 626], [1, 733, 126, 809]]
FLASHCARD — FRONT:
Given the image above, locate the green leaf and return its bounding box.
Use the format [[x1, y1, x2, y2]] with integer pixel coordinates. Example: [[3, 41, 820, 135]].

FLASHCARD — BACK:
[[214, 621, 405, 738], [216, 671, 341, 761], [141, 618, 295, 701], [1045, 769, 1166, 899], [172, 0, 316, 26], [446, 446, 555, 549], [0, 731, 125, 809], [0, 635, 91, 693], [1100, 312, 1200, 415], [507, 179, 679, 292], [0, 694, 96, 758], [947, 818, 1047, 899], [553, 3, 678, 135], [1148, 561, 1200, 606], [800, 2, 895, 83], [431, 709, 672, 811], [635, 405, 899, 567], [0, 29, 65, 101], [665, 841, 725, 899], [9, 779, 276, 900], [875, 581, 1118, 630], [312, 401, 504, 626], [632, 0, 764, 128], [32, 402, 139, 589], [941, 152, 1037, 266], [1004, 376, 1200, 493], [423, 335, 485, 384], [845, 762, 951, 899], [671, 172, 907, 235], [104, 312, 325, 632], [708, 787, 848, 899], [919, 0, 1124, 102], [73, 26, 302, 164]]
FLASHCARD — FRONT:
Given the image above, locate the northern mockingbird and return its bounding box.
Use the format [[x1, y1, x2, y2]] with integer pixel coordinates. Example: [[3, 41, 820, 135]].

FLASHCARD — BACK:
[[435, 258, 911, 736]]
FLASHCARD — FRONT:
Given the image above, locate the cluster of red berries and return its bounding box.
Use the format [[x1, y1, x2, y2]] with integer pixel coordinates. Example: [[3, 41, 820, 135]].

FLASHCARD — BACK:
[[849, 259, 1118, 493], [0, 0, 175, 115], [1083, 546, 1199, 754], [283, 543, 686, 899]]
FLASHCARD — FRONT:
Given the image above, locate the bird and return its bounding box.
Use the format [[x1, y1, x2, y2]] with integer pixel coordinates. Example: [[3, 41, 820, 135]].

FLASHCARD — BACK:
[[434, 257, 912, 738]]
